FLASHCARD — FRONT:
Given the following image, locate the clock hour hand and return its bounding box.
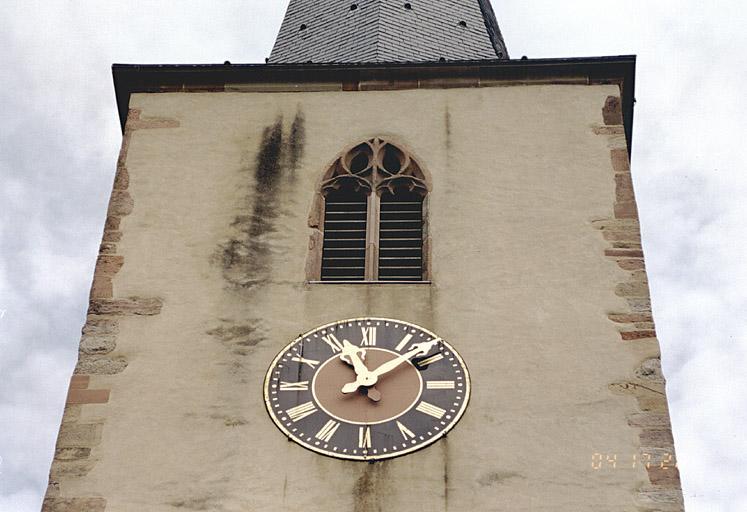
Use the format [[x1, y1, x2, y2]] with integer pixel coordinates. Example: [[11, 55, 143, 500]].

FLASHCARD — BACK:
[[339, 340, 379, 398], [340, 340, 374, 378]]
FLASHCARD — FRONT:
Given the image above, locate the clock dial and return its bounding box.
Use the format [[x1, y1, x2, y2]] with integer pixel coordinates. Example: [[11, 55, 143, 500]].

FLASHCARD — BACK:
[[263, 317, 470, 461]]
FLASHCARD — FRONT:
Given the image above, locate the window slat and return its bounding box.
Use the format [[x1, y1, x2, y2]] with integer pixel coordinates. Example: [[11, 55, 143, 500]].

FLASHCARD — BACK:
[[321, 188, 368, 281], [378, 190, 423, 281]]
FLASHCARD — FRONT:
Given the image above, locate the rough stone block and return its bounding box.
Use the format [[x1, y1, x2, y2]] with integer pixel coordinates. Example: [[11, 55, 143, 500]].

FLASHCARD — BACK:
[[69, 375, 90, 390], [615, 173, 635, 202], [614, 201, 639, 219], [617, 258, 645, 270], [593, 125, 625, 135], [608, 313, 653, 324], [56, 423, 102, 448], [42, 497, 106, 512], [50, 459, 95, 479], [81, 318, 118, 355], [98, 242, 117, 254], [612, 242, 642, 249], [628, 413, 672, 429], [615, 282, 650, 297], [627, 298, 652, 313], [635, 358, 664, 382], [640, 428, 675, 448], [620, 330, 657, 341], [113, 166, 129, 190], [591, 218, 640, 231], [602, 230, 641, 242], [107, 190, 134, 217], [89, 276, 112, 299], [603, 95, 624, 125], [610, 148, 630, 172], [75, 355, 128, 375], [61, 405, 81, 423], [54, 447, 91, 461], [66, 389, 110, 405], [103, 230, 122, 242], [96, 255, 124, 277], [636, 489, 684, 510], [88, 297, 163, 316], [605, 249, 644, 258], [45, 480, 60, 499], [104, 216, 120, 231]]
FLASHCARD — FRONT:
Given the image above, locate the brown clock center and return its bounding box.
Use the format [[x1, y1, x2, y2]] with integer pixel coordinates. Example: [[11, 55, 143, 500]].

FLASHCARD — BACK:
[[312, 349, 422, 425]]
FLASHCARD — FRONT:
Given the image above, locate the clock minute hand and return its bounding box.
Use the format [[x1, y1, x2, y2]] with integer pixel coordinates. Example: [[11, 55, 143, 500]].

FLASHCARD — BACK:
[[370, 339, 441, 378]]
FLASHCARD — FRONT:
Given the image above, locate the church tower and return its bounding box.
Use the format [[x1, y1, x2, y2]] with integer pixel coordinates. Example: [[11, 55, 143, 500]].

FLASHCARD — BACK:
[[43, 1, 684, 511]]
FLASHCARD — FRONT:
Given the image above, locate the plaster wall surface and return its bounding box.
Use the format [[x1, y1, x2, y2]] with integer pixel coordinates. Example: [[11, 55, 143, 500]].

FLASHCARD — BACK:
[[62, 84, 664, 511]]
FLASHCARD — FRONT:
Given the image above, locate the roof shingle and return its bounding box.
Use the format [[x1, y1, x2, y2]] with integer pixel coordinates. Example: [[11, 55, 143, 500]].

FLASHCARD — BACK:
[[268, 0, 509, 64]]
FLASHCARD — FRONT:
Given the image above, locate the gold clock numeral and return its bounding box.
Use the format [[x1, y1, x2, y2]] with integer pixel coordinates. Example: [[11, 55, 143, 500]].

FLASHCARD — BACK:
[[360, 326, 377, 346], [396, 421, 416, 441], [395, 334, 413, 352], [416, 401, 446, 419], [358, 426, 372, 449], [321, 333, 344, 353], [426, 380, 455, 390], [315, 419, 341, 442], [416, 353, 444, 368], [279, 381, 309, 391], [291, 356, 320, 369], [286, 401, 318, 422]]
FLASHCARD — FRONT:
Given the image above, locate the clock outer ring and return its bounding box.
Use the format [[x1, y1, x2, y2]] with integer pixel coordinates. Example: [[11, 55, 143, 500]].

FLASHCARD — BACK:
[[262, 316, 472, 461]]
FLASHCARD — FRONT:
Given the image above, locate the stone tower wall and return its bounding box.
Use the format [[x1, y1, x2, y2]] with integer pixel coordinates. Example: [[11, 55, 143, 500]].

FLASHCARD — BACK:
[[43, 83, 683, 511]]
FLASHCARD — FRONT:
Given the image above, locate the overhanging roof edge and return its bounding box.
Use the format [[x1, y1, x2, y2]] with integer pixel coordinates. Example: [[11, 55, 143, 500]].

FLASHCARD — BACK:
[[112, 55, 636, 154]]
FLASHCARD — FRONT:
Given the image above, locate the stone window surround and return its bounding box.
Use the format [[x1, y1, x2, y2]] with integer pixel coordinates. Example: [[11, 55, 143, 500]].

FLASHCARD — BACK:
[[305, 137, 432, 283]]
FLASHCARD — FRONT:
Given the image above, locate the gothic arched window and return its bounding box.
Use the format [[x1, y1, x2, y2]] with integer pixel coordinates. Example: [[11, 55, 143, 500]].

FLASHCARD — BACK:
[[307, 138, 430, 282]]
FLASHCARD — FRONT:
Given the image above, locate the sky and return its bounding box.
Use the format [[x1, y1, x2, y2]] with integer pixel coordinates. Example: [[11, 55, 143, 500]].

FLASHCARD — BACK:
[[0, 1, 745, 510]]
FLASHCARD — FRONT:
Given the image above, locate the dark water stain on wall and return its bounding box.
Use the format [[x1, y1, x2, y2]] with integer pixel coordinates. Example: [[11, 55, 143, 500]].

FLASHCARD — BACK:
[[353, 462, 390, 512], [442, 437, 450, 512], [219, 118, 284, 289], [285, 109, 306, 177], [218, 110, 306, 290], [206, 319, 266, 356]]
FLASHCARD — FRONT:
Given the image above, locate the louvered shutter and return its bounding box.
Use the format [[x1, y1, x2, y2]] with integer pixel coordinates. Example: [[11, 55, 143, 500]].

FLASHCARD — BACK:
[[378, 190, 424, 281], [321, 187, 368, 281]]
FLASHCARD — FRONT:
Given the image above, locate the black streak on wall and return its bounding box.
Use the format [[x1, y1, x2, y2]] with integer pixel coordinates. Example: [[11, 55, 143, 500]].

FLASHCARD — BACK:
[[353, 462, 388, 512], [219, 118, 284, 289], [286, 109, 306, 176]]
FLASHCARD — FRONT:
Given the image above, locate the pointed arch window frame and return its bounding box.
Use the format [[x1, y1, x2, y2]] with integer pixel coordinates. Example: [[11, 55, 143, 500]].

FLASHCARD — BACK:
[[306, 138, 432, 283]]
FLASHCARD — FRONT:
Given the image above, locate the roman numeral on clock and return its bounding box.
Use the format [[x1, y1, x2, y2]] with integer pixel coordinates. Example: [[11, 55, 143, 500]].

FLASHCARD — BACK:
[[426, 380, 455, 390], [321, 333, 344, 353], [291, 356, 319, 369], [315, 420, 341, 442], [360, 326, 377, 346], [395, 334, 413, 352], [279, 381, 309, 391], [416, 353, 444, 368], [416, 401, 446, 419], [358, 426, 372, 449], [286, 401, 317, 422], [396, 421, 416, 440]]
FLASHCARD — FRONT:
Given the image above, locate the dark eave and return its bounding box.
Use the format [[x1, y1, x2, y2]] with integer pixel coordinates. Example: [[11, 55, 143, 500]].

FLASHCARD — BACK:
[[112, 55, 636, 153]]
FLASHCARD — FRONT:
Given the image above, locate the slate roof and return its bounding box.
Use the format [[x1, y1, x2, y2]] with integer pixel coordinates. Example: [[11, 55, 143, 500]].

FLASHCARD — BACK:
[[268, 0, 508, 64]]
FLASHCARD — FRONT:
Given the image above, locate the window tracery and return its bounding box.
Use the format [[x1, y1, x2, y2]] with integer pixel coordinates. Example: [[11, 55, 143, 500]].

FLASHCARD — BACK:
[[308, 138, 430, 282]]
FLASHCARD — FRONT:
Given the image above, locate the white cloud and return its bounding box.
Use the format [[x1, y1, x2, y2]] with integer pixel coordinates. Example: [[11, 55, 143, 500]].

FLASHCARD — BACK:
[[1, 2, 745, 510]]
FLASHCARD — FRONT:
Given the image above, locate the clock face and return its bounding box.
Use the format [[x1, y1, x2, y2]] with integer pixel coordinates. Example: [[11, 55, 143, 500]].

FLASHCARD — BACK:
[[263, 317, 470, 461]]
